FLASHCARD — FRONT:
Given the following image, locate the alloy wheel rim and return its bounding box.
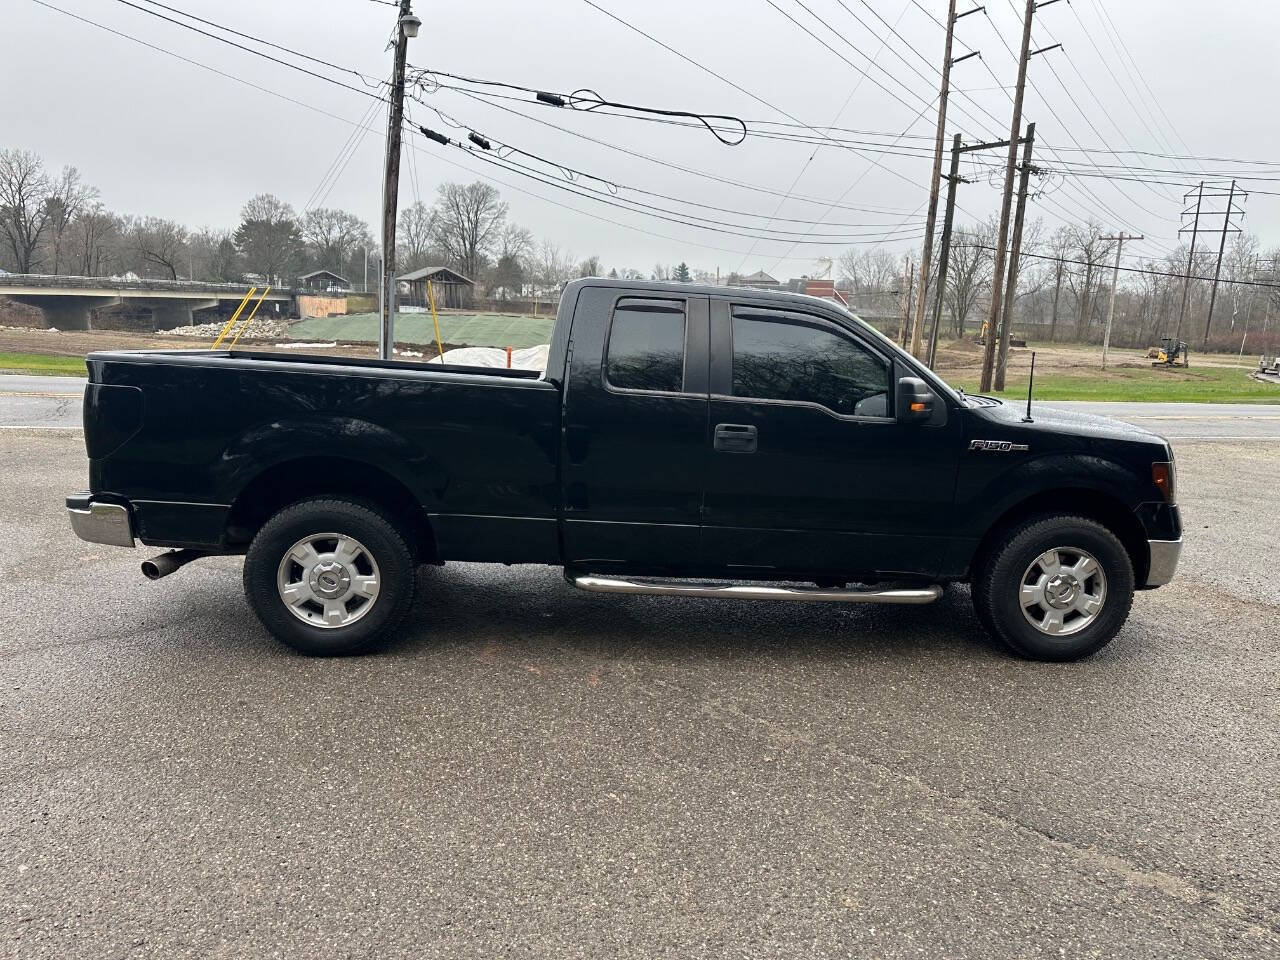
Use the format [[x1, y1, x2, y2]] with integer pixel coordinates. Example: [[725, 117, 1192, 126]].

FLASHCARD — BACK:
[[276, 532, 380, 629], [1019, 546, 1107, 637]]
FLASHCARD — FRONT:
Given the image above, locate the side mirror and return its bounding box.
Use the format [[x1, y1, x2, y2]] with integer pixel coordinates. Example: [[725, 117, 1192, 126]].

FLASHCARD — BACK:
[[897, 376, 934, 423]]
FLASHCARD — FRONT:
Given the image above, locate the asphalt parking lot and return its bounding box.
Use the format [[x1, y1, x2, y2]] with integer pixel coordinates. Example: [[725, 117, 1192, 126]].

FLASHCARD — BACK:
[[2, 429, 1278, 958]]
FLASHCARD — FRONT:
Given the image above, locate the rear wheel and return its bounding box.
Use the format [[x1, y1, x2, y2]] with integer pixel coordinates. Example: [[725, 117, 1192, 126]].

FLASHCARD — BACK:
[[974, 515, 1134, 662], [243, 497, 415, 655]]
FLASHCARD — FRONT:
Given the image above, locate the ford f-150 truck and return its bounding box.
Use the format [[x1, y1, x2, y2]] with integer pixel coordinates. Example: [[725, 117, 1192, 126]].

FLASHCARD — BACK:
[[67, 279, 1182, 661]]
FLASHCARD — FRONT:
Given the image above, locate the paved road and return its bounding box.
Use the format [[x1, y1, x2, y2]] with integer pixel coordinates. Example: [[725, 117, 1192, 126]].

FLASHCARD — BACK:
[[4, 374, 1280, 438], [0, 375, 85, 430], [2, 432, 1278, 958]]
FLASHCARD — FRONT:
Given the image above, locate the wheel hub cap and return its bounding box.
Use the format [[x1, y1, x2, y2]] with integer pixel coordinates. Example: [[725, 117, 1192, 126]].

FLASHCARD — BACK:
[[308, 561, 351, 599], [1019, 547, 1107, 636], [276, 533, 381, 629]]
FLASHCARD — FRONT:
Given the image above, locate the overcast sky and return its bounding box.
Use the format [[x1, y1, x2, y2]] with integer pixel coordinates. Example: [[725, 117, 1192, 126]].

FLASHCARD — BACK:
[[7, 0, 1279, 277]]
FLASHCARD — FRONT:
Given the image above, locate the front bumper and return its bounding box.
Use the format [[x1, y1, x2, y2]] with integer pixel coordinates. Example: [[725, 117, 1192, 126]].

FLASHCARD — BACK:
[[1144, 538, 1182, 587], [67, 494, 135, 548]]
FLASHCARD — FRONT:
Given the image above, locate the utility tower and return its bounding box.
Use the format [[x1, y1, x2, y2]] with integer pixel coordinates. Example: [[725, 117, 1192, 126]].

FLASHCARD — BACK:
[[909, 2, 984, 360], [1099, 233, 1142, 369], [1203, 179, 1246, 348], [1173, 182, 1245, 346]]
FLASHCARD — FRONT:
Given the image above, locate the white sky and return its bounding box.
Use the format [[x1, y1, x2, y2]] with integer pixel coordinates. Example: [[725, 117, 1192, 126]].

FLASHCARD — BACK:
[[7, 0, 1279, 277]]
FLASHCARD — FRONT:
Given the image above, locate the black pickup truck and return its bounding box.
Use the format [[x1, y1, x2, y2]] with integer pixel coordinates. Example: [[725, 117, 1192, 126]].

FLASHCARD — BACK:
[[68, 279, 1181, 661]]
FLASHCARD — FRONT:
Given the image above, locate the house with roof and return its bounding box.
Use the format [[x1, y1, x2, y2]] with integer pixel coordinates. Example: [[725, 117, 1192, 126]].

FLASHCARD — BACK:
[[298, 269, 350, 292], [396, 266, 474, 309]]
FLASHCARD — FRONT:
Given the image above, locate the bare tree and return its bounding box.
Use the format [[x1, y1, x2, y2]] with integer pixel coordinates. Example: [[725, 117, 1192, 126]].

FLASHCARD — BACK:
[[429, 181, 507, 279], [131, 216, 188, 280], [0, 148, 54, 272], [302, 207, 370, 276], [189, 227, 240, 282], [396, 200, 436, 270], [535, 240, 575, 290], [1044, 226, 1072, 342], [838, 247, 898, 295], [66, 203, 119, 276], [578, 254, 603, 278], [45, 166, 98, 274], [499, 223, 534, 264], [1065, 222, 1115, 341], [944, 221, 997, 337]]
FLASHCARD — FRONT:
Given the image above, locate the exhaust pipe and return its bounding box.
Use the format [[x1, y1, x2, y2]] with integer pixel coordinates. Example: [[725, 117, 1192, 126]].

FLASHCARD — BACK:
[[141, 549, 207, 581]]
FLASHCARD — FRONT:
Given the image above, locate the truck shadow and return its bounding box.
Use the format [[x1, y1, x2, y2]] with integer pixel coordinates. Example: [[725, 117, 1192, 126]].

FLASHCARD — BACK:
[[369, 563, 1009, 663]]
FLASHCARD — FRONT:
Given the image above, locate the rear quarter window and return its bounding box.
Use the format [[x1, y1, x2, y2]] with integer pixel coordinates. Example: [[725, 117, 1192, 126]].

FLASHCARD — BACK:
[[605, 299, 687, 393]]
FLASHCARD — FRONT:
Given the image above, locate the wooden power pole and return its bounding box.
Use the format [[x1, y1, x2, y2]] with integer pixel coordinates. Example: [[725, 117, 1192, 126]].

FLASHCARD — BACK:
[[980, 0, 1060, 392], [1100, 232, 1142, 369], [910, 1, 983, 359], [379, 0, 415, 360], [994, 121, 1035, 390]]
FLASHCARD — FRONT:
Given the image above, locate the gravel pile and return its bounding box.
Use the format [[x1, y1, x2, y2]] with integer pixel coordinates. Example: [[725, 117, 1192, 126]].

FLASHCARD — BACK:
[[156, 317, 296, 339]]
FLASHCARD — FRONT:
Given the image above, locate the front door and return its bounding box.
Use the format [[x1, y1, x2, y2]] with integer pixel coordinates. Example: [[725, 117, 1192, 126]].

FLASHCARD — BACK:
[[701, 298, 960, 579], [560, 286, 710, 571]]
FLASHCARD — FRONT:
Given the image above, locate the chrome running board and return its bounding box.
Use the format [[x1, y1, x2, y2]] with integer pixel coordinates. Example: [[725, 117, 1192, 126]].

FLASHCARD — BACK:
[[568, 573, 942, 605]]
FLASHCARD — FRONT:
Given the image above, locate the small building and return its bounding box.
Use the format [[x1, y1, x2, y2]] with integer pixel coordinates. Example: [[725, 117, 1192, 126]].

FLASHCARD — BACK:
[[731, 269, 780, 290], [397, 266, 474, 309], [298, 269, 350, 292]]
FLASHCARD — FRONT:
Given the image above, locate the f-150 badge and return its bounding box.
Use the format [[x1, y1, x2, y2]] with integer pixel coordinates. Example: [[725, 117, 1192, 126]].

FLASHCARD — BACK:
[[969, 439, 1029, 452]]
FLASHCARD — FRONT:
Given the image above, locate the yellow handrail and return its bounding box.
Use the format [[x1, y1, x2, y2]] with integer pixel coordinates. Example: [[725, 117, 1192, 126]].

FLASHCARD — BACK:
[[426, 280, 446, 361], [229, 286, 271, 347], [211, 287, 256, 348]]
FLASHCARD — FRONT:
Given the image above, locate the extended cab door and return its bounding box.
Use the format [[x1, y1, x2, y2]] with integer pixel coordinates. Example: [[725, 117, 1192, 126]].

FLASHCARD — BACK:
[[560, 286, 710, 571], [701, 298, 961, 579]]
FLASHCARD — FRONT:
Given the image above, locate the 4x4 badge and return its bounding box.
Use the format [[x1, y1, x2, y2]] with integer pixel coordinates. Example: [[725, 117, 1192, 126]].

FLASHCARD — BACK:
[[969, 439, 1030, 452]]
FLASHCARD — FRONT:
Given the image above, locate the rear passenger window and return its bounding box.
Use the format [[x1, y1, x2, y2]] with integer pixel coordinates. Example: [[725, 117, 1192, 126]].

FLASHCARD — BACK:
[[606, 299, 686, 393], [731, 312, 889, 416]]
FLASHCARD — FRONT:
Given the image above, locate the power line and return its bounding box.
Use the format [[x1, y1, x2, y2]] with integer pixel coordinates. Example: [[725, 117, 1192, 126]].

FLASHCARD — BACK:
[[412, 121, 925, 243], [424, 85, 920, 215], [405, 127, 922, 262], [103, 0, 384, 100], [575, 0, 934, 197], [958, 244, 1280, 290]]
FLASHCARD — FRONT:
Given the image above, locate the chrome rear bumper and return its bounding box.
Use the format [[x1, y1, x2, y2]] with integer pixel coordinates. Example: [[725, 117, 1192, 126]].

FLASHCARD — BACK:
[[1145, 538, 1182, 587], [67, 496, 135, 548]]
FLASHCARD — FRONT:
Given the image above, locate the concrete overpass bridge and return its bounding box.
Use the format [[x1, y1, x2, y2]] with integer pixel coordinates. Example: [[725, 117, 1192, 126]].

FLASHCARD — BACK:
[[0, 275, 296, 330]]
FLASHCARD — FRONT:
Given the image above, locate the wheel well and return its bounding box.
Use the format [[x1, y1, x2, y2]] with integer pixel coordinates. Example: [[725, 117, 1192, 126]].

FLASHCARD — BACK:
[[225, 456, 435, 561], [969, 489, 1148, 585]]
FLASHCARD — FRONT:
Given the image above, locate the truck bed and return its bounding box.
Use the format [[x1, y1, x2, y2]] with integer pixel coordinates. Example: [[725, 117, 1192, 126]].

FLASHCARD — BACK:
[[83, 348, 565, 564]]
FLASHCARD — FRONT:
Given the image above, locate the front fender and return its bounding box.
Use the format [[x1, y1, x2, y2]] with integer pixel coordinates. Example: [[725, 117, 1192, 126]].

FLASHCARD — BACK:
[[959, 452, 1144, 535]]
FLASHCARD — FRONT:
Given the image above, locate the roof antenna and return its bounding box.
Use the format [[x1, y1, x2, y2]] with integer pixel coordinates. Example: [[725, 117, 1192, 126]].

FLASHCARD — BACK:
[[1022, 351, 1036, 423]]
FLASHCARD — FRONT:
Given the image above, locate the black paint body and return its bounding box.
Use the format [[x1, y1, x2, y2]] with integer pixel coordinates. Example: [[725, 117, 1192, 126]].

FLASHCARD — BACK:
[[79, 279, 1180, 584]]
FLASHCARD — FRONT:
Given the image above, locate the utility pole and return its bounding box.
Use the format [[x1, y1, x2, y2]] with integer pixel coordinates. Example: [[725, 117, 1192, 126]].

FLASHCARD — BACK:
[[378, 0, 419, 360], [994, 121, 1036, 390], [898, 253, 913, 346], [1173, 181, 1204, 341], [1203, 178, 1238, 349], [926, 134, 965, 369], [980, 0, 1033, 391], [1100, 232, 1142, 369], [909, 1, 983, 360]]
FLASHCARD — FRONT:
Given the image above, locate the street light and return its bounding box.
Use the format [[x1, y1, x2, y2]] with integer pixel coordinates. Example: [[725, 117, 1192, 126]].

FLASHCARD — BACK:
[[399, 13, 421, 37]]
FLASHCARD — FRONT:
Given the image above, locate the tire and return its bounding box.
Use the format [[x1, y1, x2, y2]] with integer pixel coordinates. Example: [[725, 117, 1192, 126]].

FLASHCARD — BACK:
[[974, 514, 1134, 662], [243, 497, 416, 656]]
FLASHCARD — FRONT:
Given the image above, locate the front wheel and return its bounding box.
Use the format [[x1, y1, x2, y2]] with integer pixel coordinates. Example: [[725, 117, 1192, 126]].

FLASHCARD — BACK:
[[973, 515, 1134, 662], [243, 497, 416, 655]]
